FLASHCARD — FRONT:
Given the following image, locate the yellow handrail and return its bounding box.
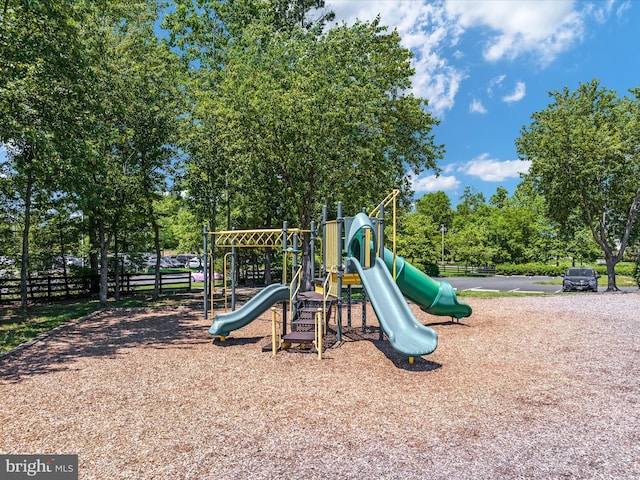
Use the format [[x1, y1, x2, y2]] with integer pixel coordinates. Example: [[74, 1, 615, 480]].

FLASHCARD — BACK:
[[314, 308, 323, 360], [369, 188, 399, 217], [369, 189, 399, 280], [289, 265, 303, 322], [322, 273, 332, 334], [271, 307, 282, 357]]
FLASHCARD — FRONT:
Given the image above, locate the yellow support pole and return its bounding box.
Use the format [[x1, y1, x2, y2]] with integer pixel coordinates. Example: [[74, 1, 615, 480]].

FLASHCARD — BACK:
[[315, 308, 323, 360], [271, 307, 279, 357]]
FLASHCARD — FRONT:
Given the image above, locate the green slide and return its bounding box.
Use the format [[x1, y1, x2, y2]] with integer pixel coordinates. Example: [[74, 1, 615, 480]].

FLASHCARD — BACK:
[[348, 255, 438, 356], [346, 213, 438, 357], [208, 283, 291, 337], [381, 248, 472, 319]]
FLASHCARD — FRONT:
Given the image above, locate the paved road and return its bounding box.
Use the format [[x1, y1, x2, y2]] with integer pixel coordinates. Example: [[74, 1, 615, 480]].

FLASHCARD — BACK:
[[441, 275, 637, 294]]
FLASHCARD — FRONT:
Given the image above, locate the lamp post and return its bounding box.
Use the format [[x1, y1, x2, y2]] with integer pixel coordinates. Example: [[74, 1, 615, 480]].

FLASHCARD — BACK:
[[440, 224, 447, 271]]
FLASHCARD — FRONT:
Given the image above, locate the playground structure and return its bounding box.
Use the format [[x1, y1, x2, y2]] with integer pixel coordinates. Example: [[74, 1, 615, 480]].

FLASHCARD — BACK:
[[205, 191, 472, 362]]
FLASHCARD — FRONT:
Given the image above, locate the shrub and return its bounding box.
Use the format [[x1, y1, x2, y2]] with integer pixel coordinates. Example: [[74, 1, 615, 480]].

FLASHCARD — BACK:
[[424, 263, 440, 277], [496, 263, 566, 277], [496, 262, 636, 278]]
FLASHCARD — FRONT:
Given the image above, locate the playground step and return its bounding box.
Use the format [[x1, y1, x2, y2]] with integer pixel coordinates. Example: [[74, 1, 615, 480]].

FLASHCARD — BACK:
[[296, 291, 325, 302], [296, 307, 321, 320], [282, 331, 316, 344]]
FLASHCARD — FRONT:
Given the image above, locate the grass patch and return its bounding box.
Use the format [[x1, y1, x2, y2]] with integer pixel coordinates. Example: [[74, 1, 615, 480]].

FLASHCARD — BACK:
[[534, 275, 637, 287], [455, 290, 555, 298], [0, 296, 186, 354]]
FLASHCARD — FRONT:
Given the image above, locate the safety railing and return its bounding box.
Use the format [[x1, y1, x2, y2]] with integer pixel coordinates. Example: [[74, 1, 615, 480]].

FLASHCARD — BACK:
[[314, 308, 323, 360], [289, 265, 303, 323], [322, 273, 332, 334], [271, 307, 283, 357]]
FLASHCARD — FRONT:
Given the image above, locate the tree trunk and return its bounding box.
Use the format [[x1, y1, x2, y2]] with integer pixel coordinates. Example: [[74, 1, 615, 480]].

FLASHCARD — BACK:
[[98, 218, 109, 307], [58, 216, 70, 297], [88, 217, 100, 295], [152, 217, 161, 301], [605, 258, 618, 291], [20, 166, 34, 312], [113, 229, 121, 302]]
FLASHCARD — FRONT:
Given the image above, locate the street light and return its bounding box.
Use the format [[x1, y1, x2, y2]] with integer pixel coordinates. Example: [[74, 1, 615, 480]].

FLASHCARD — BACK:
[[440, 224, 447, 271]]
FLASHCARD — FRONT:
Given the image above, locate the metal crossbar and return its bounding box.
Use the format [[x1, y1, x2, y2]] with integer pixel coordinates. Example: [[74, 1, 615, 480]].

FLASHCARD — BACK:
[[212, 229, 309, 248]]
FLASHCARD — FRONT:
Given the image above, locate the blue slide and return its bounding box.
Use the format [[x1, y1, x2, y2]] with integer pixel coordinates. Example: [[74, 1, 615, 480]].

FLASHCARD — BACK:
[[208, 283, 291, 337], [346, 213, 438, 357]]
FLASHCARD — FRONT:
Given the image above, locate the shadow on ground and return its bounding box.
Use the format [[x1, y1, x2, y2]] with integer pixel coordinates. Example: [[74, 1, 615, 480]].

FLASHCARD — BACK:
[[0, 306, 205, 384]]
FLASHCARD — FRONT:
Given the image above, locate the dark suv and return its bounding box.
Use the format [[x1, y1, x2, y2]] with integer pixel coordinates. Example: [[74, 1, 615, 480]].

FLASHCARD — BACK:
[[562, 267, 599, 292]]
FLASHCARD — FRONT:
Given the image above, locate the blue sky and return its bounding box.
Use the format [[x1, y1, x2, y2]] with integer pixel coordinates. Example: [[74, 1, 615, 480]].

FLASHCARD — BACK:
[[324, 0, 637, 205], [3, 1, 636, 207]]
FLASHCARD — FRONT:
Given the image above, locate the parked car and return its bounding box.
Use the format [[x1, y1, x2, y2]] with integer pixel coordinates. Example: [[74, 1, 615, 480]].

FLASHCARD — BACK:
[[562, 267, 599, 292], [191, 271, 205, 282], [162, 256, 183, 268], [186, 256, 202, 268], [190, 271, 223, 283]]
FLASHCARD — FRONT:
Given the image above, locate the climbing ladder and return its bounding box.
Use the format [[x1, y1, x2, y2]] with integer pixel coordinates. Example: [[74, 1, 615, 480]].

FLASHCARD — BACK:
[[264, 290, 334, 357], [283, 291, 333, 347]]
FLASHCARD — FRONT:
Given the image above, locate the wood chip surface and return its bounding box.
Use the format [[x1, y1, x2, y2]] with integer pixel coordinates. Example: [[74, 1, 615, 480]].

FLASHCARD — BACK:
[[1, 293, 639, 479]]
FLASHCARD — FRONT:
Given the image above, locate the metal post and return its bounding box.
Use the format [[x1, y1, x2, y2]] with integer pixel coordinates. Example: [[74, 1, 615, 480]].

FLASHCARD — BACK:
[[282, 221, 288, 284], [377, 204, 383, 339], [203, 223, 208, 320], [362, 286, 367, 333], [347, 285, 352, 327], [293, 230, 298, 272], [282, 221, 288, 336], [231, 227, 236, 311], [310, 220, 316, 289], [441, 224, 446, 271], [336, 202, 343, 342], [379, 203, 385, 260], [321, 205, 327, 278]]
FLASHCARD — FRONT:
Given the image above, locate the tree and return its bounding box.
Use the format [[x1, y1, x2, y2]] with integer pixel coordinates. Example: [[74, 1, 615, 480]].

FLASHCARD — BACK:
[[517, 79, 640, 290], [0, 0, 91, 309], [165, 2, 443, 289], [60, 2, 182, 305], [216, 17, 443, 288], [450, 189, 495, 266], [394, 211, 440, 271], [415, 191, 454, 230]]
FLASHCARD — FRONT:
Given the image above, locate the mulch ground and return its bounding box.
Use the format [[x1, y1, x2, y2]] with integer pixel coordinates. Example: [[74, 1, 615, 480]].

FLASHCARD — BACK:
[[1, 292, 639, 479]]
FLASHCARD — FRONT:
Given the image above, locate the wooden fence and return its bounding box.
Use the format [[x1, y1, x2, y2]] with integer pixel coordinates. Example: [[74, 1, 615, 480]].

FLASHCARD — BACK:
[[0, 272, 194, 304], [439, 264, 496, 275]]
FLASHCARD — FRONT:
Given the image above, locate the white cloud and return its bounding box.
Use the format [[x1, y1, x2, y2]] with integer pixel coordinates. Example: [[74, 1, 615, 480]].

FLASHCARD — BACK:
[[461, 153, 531, 181], [444, 0, 585, 65], [326, 0, 466, 117], [410, 173, 461, 193], [324, 0, 616, 116], [502, 81, 526, 103], [487, 74, 506, 96], [469, 98, 487, 114]]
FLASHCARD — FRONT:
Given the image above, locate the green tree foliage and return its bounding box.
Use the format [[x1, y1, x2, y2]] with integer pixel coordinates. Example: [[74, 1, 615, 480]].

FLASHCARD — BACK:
[[449, 189, 494, 266], [394, 211, 439, 272], [1, 1, 183, 306], [415, 191, 454, 230], [0, 0, 94, 308], [517, 79, 640, 290], [166, 2, 443, 288]]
